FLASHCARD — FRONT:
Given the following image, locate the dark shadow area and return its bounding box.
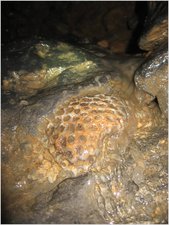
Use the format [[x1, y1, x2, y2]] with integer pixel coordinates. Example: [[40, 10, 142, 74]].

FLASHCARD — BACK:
[[2, 1, 149, 54], [1, 200, 12, 224], [126, 1, 148, 53]]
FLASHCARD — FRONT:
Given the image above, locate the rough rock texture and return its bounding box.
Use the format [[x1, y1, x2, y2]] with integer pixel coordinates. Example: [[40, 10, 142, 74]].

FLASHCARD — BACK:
[[2, 40, 167, 223], [1, 3, 168, 222], [135, 2, 168, 119], [94, 124, 168, 224], [48, 93, 136, 176], [2, 41, 101, 98], [2, 40, 144, 101], [139, 1, 168, 51], [135, 44, 168, 118]]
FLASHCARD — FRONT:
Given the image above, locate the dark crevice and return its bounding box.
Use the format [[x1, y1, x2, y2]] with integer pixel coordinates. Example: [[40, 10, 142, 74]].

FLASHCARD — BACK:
[[126, 1, 149, 54]]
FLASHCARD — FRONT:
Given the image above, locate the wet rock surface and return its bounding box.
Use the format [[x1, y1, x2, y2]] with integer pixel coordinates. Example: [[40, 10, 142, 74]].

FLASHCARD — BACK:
[[2, 40, 167, 223], [2, 41, 102, 98], [2, 2, 168, 224], [135, 44, 168, 118], [135, 2, 168, 119], [2, 39, 144, 100], [139, 1, 168, 51]]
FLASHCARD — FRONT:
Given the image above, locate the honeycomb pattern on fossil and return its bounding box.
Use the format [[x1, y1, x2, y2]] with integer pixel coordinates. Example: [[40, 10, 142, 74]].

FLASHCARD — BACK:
[[46, 93, 135, 176]]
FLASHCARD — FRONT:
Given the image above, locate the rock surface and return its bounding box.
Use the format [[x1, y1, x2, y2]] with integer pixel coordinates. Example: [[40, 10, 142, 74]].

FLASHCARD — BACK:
[[135, 2, 168, 119], [2, 40, 167, 223]]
